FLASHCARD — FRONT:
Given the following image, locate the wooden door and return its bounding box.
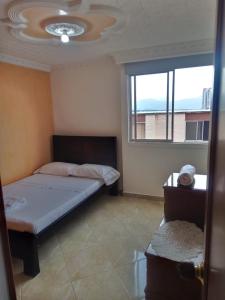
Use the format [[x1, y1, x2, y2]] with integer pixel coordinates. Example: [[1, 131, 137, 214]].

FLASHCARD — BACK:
[[0, 180, 17, 300], [204, 0, 225, 298]]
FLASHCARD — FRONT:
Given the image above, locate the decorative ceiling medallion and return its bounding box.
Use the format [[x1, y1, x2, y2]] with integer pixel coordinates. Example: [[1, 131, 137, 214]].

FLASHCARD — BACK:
[[45, 23, 86, 37], [0, 0, 125, 45], [41, 16, 88, 43], [45, 22, 85, 43]]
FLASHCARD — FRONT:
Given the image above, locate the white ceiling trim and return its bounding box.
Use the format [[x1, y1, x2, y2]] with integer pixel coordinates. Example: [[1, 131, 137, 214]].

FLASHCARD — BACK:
[[0, 53, 51, 72], [112, 39, 215, 64], [1, 0, 126, 46]]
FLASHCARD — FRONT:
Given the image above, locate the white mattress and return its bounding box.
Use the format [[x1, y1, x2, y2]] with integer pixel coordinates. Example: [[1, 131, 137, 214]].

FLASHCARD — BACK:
[[3, 174, 104, 234]]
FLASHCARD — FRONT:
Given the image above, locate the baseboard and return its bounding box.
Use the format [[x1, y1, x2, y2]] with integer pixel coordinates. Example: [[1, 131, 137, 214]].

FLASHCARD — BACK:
[[122, 192, 163, 201]]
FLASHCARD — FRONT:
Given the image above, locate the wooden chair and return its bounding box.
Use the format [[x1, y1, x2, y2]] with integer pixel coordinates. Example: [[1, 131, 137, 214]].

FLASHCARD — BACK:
[[145, 173, 207, 300]]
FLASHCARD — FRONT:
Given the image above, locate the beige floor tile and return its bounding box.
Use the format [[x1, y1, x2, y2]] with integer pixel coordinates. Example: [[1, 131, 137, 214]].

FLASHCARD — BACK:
[[72, 267, 130, 300], [22, 281, 77, 300], [38, 234, 60, 263], [14, 235, 71, 298], [114, 259, 147, 300], [38, 239, 71, 285], [87, 217, 131, 244], [12, 258, 30, 300], [16, 289, 21, 300], [12, 195, 163, 300], [15, 256, 72, 300], [64, 242, 113, 280], [57, 221, 93, 255], [104, 234, 145, 267], [85, 207, 119, 228]]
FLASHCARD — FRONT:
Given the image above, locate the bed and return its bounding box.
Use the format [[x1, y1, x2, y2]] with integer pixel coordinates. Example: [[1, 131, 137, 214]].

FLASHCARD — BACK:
[[4, 135, 119, 277]]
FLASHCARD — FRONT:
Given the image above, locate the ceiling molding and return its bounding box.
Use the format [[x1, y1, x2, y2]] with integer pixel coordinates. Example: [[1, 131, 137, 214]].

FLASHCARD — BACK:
[[0, 53, 51, 72], [52, 54, 114, 70], [1, 0, 126, 45], [112, 39, 215, 64]]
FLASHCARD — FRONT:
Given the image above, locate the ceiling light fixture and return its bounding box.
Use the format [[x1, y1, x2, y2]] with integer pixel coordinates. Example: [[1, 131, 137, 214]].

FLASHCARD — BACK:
[[45, 22, 86, 44], [61, 30, 69, 43], [59, 9, 67, 16]]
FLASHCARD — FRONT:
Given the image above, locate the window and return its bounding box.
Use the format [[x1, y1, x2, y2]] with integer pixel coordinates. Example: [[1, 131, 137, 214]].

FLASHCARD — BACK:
[[186, 121, 210, 141], [127, 54, 214, 143]]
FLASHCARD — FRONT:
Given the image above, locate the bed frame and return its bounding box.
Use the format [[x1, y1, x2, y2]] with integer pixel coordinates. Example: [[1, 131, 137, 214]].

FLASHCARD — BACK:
[[8, 135, 119, 277]]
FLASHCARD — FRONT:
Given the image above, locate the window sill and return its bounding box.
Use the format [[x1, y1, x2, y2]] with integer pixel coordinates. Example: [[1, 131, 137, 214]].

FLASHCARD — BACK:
[[127, 140, 209, 149]]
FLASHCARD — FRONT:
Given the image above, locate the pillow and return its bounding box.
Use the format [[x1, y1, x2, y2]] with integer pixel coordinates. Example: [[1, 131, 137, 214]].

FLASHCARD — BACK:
[[70, 164, 120, 185], [34, 162, 79, 177]]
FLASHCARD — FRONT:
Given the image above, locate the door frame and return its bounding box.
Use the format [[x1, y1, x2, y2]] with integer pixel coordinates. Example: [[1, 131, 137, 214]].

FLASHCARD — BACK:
[[0, 179, 17, 300], [203, 0, 225, 298]]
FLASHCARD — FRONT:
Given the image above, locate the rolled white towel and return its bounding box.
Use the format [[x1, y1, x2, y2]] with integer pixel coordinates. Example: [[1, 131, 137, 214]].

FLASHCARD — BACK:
[[178, 165, 196, 187]]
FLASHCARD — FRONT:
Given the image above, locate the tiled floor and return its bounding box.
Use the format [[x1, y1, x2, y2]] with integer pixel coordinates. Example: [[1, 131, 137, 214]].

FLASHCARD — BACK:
[[13, 195, 164, 300]]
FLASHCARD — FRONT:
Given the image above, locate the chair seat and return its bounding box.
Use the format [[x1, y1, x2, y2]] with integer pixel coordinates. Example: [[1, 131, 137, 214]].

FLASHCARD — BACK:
[[147, 220, 204, 264], [145, 221, 203, 300]]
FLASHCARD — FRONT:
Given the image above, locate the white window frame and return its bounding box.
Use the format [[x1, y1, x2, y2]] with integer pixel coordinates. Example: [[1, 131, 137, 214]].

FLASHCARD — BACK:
[[125, 54, 214, 144], [129, 72, 174, 143]]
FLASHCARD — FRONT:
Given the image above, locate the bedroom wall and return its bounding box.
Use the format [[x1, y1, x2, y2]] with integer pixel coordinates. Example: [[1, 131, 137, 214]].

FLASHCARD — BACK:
[[0, 62, 54, 185], [51, 56, 208, 197], [120, 68, 208, 197], [51, 56, 122, 172]]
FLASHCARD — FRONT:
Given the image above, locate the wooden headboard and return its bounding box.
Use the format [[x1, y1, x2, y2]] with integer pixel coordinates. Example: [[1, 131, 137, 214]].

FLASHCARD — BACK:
[[53, 135, 117, 169]]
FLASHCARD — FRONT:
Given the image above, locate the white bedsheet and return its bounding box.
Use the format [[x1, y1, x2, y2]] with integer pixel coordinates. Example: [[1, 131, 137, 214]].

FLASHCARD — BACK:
[[3, 174, 104, 234]]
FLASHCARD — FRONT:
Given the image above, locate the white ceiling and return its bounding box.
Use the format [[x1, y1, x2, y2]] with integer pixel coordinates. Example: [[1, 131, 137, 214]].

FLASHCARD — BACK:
[[0, 0, 217, 66]]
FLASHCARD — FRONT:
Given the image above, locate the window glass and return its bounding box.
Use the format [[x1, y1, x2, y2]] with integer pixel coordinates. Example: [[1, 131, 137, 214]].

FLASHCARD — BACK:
[[132, 73, 168, 140], [130, 76, 135, 139], [186, 122, 197, 140], [197, 121, 203, 140], [129, 63, 214, 143], [203, 121, 210, 141], [168, 71, 174, 140], [174, 66, 213, 142]]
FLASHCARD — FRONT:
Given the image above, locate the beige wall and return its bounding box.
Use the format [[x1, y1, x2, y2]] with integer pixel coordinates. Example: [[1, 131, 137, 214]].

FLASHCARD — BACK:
[[0, 62, 53, 185], [51, 56, 122, 172], [51, 56, 208, 197]]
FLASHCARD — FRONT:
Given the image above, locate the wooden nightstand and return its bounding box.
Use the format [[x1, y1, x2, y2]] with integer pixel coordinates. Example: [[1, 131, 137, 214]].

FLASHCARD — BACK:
[[163, 173, 207, 229]]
